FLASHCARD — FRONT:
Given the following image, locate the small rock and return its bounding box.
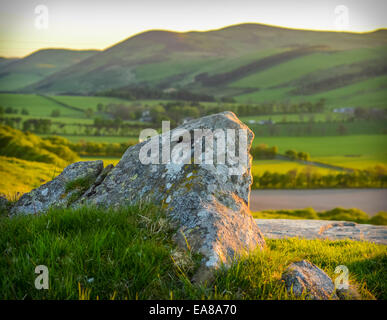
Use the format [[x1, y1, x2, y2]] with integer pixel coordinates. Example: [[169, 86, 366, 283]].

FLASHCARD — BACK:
[[10, 161, 104, 216], [281, 260, 338, 300], [336, 285, 362, 300]]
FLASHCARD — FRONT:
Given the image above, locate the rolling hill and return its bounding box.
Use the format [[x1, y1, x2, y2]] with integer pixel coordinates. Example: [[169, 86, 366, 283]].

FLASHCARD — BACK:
[[7, 24, 387, 108], [0, 49, 99, 91]]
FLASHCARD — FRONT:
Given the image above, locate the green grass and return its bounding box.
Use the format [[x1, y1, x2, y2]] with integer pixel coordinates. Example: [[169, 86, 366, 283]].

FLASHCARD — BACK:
[[0, 49, 97, 91], [252, 208, 387, 225], [52, 95, 130, 111], [252, 135, 387, 161], [231, 47, 387, 89], [0, 93, 83, 118], [0, 205, 386, 300], [241, 112, 344, 123], [40, 134, 138, 144], [0, 73, 42, 91]]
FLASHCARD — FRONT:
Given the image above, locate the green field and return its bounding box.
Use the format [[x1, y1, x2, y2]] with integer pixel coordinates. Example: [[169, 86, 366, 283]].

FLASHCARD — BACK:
[[43, 135, 138, 143], [53, 95, 130, 110], [231, 47, 387, 89], [253, 135, 387, 166], [0, 93, 82, 117], [1, 92, 386, 173], [252, 160, 339, 174], [0, 93, 130, 118], [1, 205, 386, 300]]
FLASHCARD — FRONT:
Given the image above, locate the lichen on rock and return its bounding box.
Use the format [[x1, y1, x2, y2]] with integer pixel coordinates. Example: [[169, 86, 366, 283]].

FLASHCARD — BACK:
[[10, 160, 103, 215], [9, 112, 266, 283]]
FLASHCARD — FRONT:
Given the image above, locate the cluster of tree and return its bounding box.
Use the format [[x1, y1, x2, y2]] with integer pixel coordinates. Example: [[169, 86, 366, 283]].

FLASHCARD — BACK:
[[0, 115, 149, 138], [250, 144, 278, 159], [98, 86, 215, 102], [284, 150, 310, 161], [68, 140, 135, 157], [43, 135, 136, 157], [99, 101, 202, 127], [22, 119, 52, 134], [232, 99, 326, 116], [352, 107, 387, 121], [98, 100, 328, 128], [0, 106, 29, 115], [252, 166, 387, 189]]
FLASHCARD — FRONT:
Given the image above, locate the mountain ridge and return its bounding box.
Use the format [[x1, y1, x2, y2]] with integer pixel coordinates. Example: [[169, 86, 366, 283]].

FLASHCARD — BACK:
[[2, 23, 386, 107]]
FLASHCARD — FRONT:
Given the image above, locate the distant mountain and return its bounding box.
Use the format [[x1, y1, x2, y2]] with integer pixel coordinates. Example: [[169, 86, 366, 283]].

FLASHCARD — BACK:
[[0, 57, 19, 68], [0, 49, 99, 91], [14, 24, 387, 107]]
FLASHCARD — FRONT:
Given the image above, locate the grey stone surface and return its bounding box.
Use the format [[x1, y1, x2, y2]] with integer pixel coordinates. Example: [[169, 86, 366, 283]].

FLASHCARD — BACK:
[[9, 112, 266, 282], [79, 111, 266, 281], [336, 285, 362, 300], [10, 161, 103, 216], [282, 260, 337, 300], [256, 219, 387, 245]]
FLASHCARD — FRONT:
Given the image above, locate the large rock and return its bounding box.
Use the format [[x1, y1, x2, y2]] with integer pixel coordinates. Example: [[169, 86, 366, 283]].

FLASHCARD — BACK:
[[10, 112, 266, 282], [281, 260, 338, 300], [80, 111, 266, 281], [10, 161, 104, 215]]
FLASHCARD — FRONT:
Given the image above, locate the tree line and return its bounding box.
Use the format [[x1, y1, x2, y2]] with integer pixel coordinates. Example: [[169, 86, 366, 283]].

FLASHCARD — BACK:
[[252, 166, 387, 189]]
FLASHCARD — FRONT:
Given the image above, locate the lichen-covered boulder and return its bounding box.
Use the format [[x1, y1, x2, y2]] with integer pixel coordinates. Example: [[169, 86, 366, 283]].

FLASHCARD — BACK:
[[282, 260, 338, 300], [79, 111, 266, 281], [10, 161, 103, 216]]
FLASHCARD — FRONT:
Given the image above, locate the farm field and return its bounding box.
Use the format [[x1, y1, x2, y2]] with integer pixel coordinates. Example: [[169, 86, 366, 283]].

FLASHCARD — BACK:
[[251, 160, 339, 175], [1, 92, 386, 177], [240, 113, 344, 123], [39, 134, 138, 143], [252, 135, 387, 163], [0, 93, 82, 117], [0, 93, 124, 118]]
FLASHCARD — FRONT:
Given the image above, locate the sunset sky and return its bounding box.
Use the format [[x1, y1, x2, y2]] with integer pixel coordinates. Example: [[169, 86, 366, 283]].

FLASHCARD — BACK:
[[0, 0, 386, 58]]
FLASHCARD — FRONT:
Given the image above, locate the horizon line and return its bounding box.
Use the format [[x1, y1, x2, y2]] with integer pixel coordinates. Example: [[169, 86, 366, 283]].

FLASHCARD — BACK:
[[3, 21, 387, 59]]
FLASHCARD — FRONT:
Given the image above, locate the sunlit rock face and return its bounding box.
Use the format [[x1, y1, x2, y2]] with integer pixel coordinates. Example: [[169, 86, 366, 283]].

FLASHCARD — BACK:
[[81, 112, 266, 280]]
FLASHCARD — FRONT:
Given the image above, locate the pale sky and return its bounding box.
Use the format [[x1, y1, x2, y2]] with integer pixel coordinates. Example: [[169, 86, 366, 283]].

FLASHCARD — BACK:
[[0, 0, 386, 58]]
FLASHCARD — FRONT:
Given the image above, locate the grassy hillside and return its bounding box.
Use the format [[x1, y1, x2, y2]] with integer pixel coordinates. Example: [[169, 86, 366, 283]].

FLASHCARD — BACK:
[[13, 24, 386, 108], [0, 49, 98, 91], [0, 125, 78, 167], [0, 57, 18, 68], [0, 156, 61, 197], [1, 204, 386, 299]]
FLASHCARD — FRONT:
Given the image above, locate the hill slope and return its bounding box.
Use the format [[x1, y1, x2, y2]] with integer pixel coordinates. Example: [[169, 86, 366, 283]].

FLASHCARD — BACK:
[[0, 49, 99, 91], [16, 24, 387, 107]]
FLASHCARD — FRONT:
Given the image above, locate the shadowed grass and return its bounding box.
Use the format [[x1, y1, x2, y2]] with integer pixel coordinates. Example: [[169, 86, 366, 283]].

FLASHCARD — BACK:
[[0, 205, 386, 300]]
